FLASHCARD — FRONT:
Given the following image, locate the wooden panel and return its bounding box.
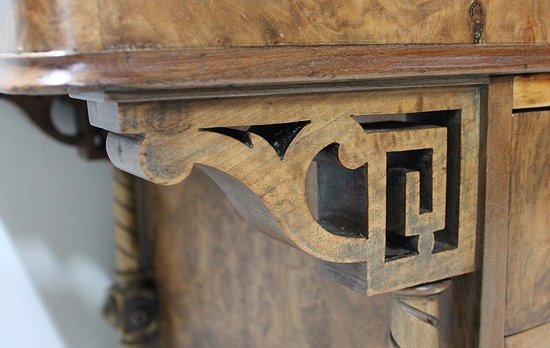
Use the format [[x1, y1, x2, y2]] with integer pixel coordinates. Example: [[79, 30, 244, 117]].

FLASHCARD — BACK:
[[146, 170, 391, 347], [505, 110, 550, 335], [506, 322, 550, 348], [141, 169, 473, 347], [97, 0, 474, 49], [11, 0, 102, 53], [4, 0, 474, 53], [513, 74, 550, 110], [486, 2, 550, 44], [4, 0, 549, 54], [478, 77, 514, 348]]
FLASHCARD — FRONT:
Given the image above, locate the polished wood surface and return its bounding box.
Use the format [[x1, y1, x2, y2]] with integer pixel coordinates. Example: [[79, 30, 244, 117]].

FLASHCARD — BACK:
[[513, 74, 550, 109], [505, 110, 550, 335], [2, 0, 549, 55], [1, 44, 550, 95]]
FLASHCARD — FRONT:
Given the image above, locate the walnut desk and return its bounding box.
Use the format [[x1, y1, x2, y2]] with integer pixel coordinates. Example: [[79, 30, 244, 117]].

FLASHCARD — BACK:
[[1, 1, 550, 347]]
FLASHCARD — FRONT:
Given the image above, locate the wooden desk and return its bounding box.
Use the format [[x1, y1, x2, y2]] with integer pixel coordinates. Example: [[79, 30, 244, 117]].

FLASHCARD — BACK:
[[1, 1, 549, 347]]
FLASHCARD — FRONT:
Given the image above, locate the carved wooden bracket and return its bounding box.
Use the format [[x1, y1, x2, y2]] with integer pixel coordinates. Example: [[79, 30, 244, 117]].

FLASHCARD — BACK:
[[1, 95, 107, 159], [83, 87, 480, 294]]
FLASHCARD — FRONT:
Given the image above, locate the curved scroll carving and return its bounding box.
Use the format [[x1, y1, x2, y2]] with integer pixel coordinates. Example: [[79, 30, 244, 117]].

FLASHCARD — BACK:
[[87, 88, 480, 292]]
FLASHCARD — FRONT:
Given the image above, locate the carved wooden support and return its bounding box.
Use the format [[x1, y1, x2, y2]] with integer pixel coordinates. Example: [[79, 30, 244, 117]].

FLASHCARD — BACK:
[[82, 86, 481, 296], [104, 168, 157, 347], [390, 279, 452, 348], [1, 95, 107, 159]]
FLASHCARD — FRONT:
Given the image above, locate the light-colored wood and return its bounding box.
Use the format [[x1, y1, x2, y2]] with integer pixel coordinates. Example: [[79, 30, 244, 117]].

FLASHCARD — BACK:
[[486, 2, 550, 44], [477, 77, 514, 348], [10, 0, 102, 53], [0, 0, 474, 53], [97, 0, 475, 49], [2, 0, 549, 55], [505, 110, 550, 335], [390, 280, 451, 348], [88, 87, 480, 294], [513, 74, 550, 109], [2, 44, 550, 95], [505, 322, 550, 348]]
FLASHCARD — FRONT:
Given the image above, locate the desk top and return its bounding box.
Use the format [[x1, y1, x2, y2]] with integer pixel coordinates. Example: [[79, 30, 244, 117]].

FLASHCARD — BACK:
[[0, 1, 549, 95]]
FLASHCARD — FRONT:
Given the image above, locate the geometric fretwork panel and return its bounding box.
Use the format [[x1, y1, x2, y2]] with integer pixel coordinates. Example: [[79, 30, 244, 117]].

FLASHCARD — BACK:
[[318, 109, 477, 294], [312, 110, 463, 293], [91, 87, 480, 295]]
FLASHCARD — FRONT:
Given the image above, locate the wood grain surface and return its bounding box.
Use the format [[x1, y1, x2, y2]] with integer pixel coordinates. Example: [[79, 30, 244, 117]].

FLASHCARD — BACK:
[[390, 280, 452, 348], [90, 87, 480, 289], [505, 110, 550, 335], [505, 322, 550, 348], [477, 77, 514, 348], [144, 170, 391, 348], [2, 44, 550, 95], [140, 169, 474, 348], [486, 2, 550, 44], [513, 74, 550, 110], [2, 0, 549, 54]]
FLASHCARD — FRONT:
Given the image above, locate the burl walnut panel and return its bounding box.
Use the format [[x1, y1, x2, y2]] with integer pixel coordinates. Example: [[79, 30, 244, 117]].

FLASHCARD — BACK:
[[505, 110, 550, 335], [140, 170, 472, 348], [4, 0, 549, 54]]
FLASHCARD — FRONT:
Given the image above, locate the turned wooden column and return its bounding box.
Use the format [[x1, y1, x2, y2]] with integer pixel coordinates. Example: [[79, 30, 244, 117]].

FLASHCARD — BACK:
[[390, 279, 452, 348], [104, 168, 157, 348]]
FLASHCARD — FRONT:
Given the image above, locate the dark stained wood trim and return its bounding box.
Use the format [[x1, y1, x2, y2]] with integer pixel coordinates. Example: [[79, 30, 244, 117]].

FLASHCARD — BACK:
[[477, 77, 514, 348], [72, 76, 489, 103], [0, 44, 549, 95]]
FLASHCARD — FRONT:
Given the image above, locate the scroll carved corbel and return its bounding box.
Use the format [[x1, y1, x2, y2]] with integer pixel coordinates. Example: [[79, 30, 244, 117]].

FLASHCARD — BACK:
[[85, 87, 480, 295]]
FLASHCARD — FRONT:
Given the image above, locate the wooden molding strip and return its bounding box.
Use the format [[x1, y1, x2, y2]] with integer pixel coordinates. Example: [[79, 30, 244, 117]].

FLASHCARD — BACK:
[[477, 77, 514, 348], [0, 44, 549, 95], [513, 74, 550, 110]]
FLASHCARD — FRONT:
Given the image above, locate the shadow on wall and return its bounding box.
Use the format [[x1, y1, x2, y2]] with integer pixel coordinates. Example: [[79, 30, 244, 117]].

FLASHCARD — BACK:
[[0, 99, 118, 348]]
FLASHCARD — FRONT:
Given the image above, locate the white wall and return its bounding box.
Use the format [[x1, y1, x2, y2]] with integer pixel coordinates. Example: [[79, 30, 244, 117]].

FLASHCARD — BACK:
[[0, 99, 119, 348]]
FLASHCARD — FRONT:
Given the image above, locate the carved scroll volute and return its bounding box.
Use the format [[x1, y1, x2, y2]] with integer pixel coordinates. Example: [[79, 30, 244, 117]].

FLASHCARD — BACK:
[[86, 87, 480, 294]]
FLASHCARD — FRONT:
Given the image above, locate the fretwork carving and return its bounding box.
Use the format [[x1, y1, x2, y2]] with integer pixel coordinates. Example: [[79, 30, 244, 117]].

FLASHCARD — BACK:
[[87, 87, 480, 293]]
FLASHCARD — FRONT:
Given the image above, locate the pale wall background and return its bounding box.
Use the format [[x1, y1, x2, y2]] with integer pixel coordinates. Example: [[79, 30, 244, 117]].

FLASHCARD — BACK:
[[0, 99, 119, 348]]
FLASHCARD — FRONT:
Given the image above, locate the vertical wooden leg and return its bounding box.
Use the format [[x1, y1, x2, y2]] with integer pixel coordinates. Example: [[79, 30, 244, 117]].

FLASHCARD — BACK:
[[104, 167, 157, 348], [390, 279, 451, 348]]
